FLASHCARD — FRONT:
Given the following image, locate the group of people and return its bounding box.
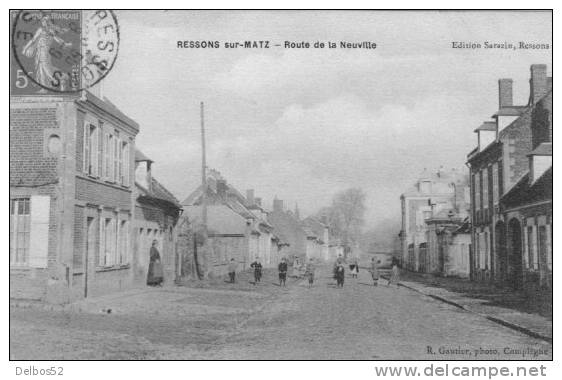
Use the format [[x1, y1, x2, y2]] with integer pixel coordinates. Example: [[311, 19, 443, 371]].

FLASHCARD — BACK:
[[228, 256, 316, 288], [147, 244, 400, 290], [332, 255, 401, 288]]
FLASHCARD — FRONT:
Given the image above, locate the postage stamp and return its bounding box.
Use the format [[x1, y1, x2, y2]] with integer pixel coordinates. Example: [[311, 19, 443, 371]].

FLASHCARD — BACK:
[[10, 10, 119, 95]]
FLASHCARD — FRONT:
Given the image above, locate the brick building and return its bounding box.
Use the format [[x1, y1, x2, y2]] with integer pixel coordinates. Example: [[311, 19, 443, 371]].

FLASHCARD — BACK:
[[10, 91, 139, 302], [466, 64, 552, 287]]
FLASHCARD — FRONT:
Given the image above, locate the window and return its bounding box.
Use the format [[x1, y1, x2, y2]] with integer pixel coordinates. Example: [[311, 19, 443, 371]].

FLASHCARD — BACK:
[[479, 232, 486, 269], [120, 141, 130, 186], [113, 134, 119, 184], [474, 232, 480, 269], [492, 163, 499, 205], [474, 172, 481, 211], [482, 168, 489, 210], [527, 226, 536, 269], [103, 132, 109, 179], [99, 216, 131, 267], [538, 225, 548, 271], [104, 133, 115, 181], [484, 231, 490, 269], [118, 220, 129, 265], [10, 198, 31, 266], [83, 123, 99, 176]]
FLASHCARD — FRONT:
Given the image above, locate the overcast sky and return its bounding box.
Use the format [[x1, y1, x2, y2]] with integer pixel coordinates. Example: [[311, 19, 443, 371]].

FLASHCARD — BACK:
[[100, 10, 551, 244]]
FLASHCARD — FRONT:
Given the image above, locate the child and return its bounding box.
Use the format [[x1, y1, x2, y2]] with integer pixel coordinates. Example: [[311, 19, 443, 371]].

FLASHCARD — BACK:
[[278, 258, 288, 287], [369, 257, 380, 286], [305, 258, 315, 288], [387, 262, 400, 287], [335, 263, 345, 288], [227, 258, 237, 283], [250, 257, 263, 285]]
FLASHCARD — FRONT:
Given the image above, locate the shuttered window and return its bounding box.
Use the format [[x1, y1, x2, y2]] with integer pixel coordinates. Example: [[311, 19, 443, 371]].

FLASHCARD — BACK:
[[10, 198, 31, 266]]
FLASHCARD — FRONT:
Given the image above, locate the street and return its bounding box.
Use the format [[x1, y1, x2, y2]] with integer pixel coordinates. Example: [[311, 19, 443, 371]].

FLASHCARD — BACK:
[[10, 265, 551, 360]]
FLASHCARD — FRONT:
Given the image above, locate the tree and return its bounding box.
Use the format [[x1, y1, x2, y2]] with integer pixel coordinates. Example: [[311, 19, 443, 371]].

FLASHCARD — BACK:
[[319, 188, 367, 249]]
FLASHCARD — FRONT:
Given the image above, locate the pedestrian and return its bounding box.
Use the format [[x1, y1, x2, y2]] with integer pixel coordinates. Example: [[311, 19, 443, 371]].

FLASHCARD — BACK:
[[305, 258, 315, 288], [228, 258, 237, 283], [250, 256, 263, 285], [369, 257, 380, 286], [387, 262, 400, 287], [147, 240, 164, 287], [292, 256, 301, 278], [278, 257, 288, 287], [335, 262, 345, 288], [333, 254, 344, 279], [349, 258, 359, 279]]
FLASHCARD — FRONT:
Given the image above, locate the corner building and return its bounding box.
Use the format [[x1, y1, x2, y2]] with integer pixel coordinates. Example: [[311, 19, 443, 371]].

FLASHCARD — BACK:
[[10, 91, 139, 302]]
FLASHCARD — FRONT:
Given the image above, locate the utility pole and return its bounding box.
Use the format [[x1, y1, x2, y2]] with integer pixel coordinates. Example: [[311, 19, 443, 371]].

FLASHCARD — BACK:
[[193, 101, 207, 280], [201, 101, 207, 232]]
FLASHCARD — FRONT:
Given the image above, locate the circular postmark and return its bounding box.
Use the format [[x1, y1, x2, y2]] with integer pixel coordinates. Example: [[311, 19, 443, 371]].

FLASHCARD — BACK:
[[11, 10, 120, 94]]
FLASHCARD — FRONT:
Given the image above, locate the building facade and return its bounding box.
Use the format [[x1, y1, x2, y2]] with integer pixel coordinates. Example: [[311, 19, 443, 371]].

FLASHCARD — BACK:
[[467, 64, 552, 288], [181, 170, 280, 277], [10, 91, 139, 302], [133, 150, 182, 286], [399, 167, 469, 272]]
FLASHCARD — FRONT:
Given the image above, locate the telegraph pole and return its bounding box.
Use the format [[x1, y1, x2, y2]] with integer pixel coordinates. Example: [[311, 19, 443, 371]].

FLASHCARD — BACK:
[[192, 101, 207, 280], [201, 102, 207, 232]]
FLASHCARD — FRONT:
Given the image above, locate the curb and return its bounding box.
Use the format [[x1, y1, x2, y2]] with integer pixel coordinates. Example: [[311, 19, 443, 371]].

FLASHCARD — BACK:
[[396, 281, 552, 343]]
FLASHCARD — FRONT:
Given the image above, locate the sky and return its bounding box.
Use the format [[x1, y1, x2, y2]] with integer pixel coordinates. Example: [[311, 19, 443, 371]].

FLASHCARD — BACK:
[[99, 10, 551, 247]]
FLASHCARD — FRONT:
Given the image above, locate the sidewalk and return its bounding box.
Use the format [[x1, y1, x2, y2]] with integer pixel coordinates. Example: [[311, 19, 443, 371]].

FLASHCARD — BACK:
[[391, 275, 552, 343]]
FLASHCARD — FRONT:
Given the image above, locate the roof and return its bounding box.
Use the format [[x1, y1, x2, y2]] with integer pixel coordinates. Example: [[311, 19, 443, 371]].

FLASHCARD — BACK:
[[181, 174, 264, 223], [492, 106, 527, 117], [184, 205, 254, 236], [150, 177, 181, 206], [501, 167, 552, 209], [135, 149, 153, 162], [474, 121, 496, 132], [528, 142, 552, 156], [136, 176, 181, 208], [82, 91, 140, 131]]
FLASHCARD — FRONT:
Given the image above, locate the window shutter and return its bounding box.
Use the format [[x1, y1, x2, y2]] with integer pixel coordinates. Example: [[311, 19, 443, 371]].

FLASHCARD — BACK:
[[123, 143, 129, 186], [118, 138, 123, 184], [83, 124, 90, 174], [98, 126, 103, 177], [104, 133, 109, 180], [29, 196, 50, 268], [99, 217, 105, 266], [92, 126, 98, 176], [108, 135, 114, 181], [114, 137, 119, 183]]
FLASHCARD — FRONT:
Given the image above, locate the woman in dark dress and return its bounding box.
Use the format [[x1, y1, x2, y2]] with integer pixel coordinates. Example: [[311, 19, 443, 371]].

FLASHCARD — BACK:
[[147, 240, 164, 286]]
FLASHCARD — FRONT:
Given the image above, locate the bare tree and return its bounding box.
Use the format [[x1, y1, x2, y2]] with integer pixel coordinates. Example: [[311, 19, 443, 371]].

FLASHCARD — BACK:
[[319, 188, 366, 249]]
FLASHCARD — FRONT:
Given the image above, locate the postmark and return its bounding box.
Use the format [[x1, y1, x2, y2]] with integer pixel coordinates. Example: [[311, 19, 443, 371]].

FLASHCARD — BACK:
[[10, 10, 120, 95]]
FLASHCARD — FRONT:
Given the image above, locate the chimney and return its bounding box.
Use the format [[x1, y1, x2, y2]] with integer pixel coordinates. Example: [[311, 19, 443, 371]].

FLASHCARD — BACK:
[[530, 64, 547, 105], [254, 197, 262, 207], [273, 198, 284, 212], [498, 78, 513, 108], [246, 189, 255, 206], [216, 179, 228, 198]]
